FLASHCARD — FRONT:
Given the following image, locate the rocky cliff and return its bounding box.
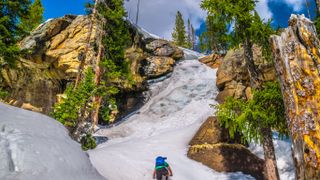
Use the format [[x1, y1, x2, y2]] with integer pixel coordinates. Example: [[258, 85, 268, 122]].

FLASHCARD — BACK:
[[0, 15, 183, 120]]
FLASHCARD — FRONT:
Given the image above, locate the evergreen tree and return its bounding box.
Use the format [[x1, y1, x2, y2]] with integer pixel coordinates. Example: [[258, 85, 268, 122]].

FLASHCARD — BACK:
[[191, 24, 196, 50], [172, 11, 187, 47], [52, 68, 97, 128], [216, 81, 288, 157], [19, 0, 44, 34], [53, 0, 131, 149], [0, 0, 31, 66], [314, 0, 320, 37], [316, 0, 320, 15], [199, 14, 228, 54], [96, 0, 132, 124], [187, 18, 192, 49], [201, 1, 277, 179]]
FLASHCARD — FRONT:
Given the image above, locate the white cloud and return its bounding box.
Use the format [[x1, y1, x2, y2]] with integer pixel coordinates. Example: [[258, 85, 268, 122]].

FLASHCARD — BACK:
[[284, 0, 304, 11], [255, 0, 273, 21], [269, 0, 304, 11], [125, 0, 206, 40], [125, 0, 306, 39]]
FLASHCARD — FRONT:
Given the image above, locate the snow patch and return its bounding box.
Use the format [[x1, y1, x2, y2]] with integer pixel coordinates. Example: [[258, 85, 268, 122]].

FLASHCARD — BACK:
[[0, 103, 105, 180], [249, 134, 295, 180], [180, 47, 205, 60]]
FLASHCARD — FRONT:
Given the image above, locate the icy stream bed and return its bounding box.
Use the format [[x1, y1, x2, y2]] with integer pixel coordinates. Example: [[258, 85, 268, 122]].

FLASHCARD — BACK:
[[89, 58, 295, 180], [89, 60, 254, 180]]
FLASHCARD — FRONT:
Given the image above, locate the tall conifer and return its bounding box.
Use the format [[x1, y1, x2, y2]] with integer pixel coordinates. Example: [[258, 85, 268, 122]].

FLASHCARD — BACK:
[[19, 0, 44, 33], [172, 11, 187, 47], [187, 18, 192, 48], [0, 0, 31, 66], [202, 1, 278, 179], [199, 15, 228, 54]]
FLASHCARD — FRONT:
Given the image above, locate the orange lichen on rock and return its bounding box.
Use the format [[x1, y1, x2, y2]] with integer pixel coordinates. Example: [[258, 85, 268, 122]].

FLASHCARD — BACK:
[[271, 14, 320, 179]]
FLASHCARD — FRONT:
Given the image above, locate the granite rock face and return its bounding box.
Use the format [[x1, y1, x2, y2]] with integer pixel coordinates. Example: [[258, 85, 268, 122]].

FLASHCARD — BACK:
[[2, 15, 94, 114], [0, 15, 183, 116], [216, 46, 276, 103]]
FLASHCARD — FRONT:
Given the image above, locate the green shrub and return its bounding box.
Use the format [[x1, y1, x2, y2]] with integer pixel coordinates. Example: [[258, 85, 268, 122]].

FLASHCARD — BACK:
[[52, 68, 97, 127], [0, 88, 9, 100], [215, 81, 288, 143], [80, 134, 97, 151]]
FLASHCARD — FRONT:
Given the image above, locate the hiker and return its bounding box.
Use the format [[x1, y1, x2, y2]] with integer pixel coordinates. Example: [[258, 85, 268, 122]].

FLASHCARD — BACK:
[[153, 156, 173, 180]]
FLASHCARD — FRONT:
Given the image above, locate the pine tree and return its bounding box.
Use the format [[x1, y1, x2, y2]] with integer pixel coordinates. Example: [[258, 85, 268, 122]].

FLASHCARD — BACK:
[[201, 1, 277, 179], [199, 15, 228, 54], [53, 0, 131, 148], [172, 11, 187, 47], [96, 0, 131, 125], [315, 0, 320, 16], [19, 0, 44, 34], [0, 0, 31, 66], [314, 0, 320, 37], [216, 81, 288, 162], [187, 18, 192, 49], [191, 24, 196, 50]]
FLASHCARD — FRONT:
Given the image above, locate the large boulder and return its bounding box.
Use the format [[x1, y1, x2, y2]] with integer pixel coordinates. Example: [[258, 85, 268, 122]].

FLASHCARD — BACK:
[[216, 46, 276, 103], [189, 116, 241, 146], [139, 56, 175, 78], [145, 39, 183, 60], [188, 143, 264, 180], [188, 117, 264, 179], [199, 54, 224, 69]]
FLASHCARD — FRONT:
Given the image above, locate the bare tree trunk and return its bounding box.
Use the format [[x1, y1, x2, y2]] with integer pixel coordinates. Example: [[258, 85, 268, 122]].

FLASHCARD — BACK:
[[243, 38, 262, 89], [271, 15, 320, 179], [75, 0, 99, 88], [262, 127, 280, 180], [91, 33, 104, 127], [91, 0, 107, 127], [243, 38, 280, 180]]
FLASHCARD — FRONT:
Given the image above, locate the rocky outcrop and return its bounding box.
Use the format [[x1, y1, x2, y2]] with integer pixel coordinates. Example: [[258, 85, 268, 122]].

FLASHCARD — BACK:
[[215, 46, 276, 103], [145, 39, 183, 60], [199, 54, 223, 69], [140, 56, 175, 78], [188, 143, 264, 180], [271, 14, 320, 179], [2, 15, 92, 114], [0, 15, 183, 117], [189, 116, 241, 145], [134, 39, 183, 79], [188, 116, 264, 179]]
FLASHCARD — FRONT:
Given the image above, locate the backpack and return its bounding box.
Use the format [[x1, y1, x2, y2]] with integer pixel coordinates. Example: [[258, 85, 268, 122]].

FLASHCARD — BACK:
[[155, 156, 167, 166]]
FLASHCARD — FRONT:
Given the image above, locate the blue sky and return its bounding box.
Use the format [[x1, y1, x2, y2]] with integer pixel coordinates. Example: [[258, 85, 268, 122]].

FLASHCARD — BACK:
[[42, 0, 88, 19], [41, 0, 317, 39], [269, 0, 316, 27]]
